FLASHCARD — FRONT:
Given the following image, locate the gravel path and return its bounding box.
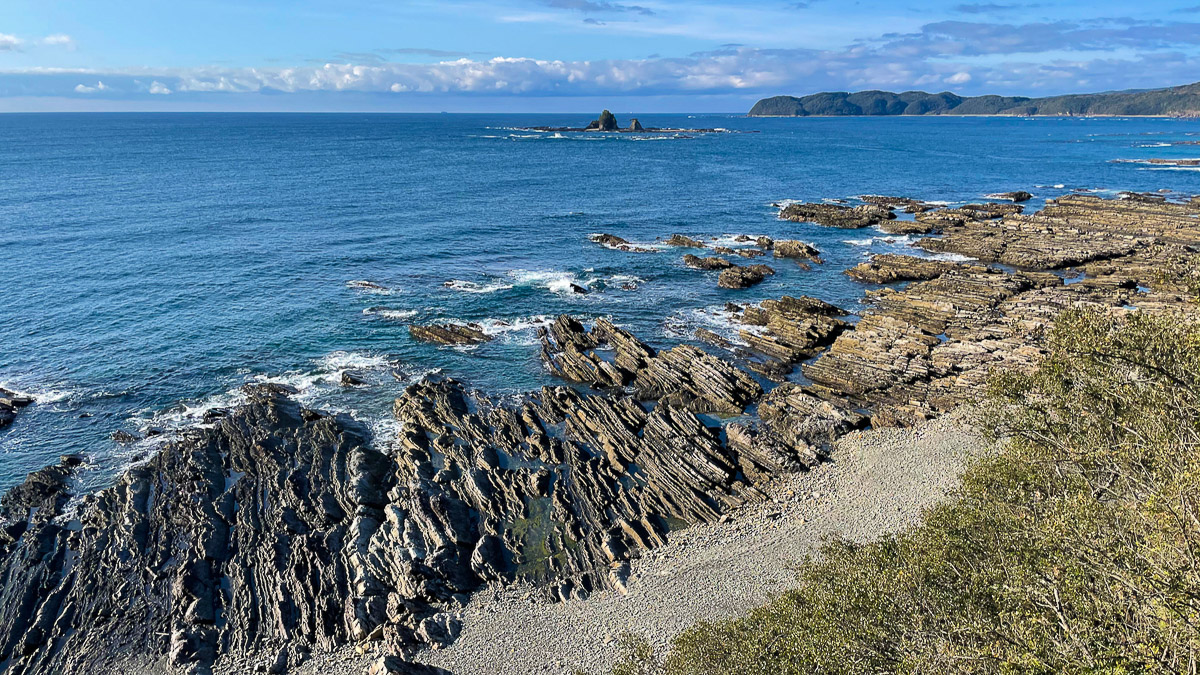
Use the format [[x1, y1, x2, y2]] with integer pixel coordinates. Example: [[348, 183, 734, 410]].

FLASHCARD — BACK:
[[292, 407, 986, 675]]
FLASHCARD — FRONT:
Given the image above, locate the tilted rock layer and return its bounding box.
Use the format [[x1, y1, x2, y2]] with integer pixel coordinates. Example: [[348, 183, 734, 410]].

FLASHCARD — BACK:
[[3, 192, 1199, 674]]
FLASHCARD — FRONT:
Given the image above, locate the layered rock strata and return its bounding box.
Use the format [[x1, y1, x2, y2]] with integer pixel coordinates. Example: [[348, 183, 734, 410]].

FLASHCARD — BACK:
[[409, 324, 491, 346]]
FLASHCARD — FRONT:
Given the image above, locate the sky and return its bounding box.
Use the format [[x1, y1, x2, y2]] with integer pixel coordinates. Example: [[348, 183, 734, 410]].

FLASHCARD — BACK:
[[2, 0, 1200, 112]]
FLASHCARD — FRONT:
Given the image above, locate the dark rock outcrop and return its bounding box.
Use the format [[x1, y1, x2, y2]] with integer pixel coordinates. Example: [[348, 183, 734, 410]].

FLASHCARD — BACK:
[[988, 191, 1033, 202], [665, 234, 707, 248], [772, 240, 823, 263], [540, 316, 762, 415], [734, 296, 849, 380], [590, 233, 656, 253], [596, 110, 619, 131], [628, 119, 644, 132], [683, 254, 735, 270], [779, 202, 894, 229], [409, 324, 492, 346], [718, 264, 775, 289], [0, 388, 33, 429]]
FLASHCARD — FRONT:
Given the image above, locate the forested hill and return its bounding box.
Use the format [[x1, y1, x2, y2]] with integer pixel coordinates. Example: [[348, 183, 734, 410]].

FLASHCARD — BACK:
[[748, 82, 1200, 117]]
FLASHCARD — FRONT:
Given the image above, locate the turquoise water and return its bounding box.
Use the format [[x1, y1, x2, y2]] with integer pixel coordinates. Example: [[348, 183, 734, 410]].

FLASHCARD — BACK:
[[3, 112, 1200, 489]]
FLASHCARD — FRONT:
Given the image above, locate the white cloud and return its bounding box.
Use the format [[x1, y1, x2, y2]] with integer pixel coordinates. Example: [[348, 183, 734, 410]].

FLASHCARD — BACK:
[[148, 81, 172, 95], [0, 33, 21, 51], [41, 34, 73, 48], [946, 71, 972, 84], [74, 81, 109, 93]]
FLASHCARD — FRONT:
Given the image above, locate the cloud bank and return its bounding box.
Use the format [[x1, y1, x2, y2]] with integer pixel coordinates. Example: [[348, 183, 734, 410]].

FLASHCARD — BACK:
[[2, 17, 1199, 107]]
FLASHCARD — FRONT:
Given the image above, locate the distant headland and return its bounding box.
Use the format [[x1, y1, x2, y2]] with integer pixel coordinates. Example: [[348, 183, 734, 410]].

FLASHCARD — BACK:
[[749, 81, 1200, 117]]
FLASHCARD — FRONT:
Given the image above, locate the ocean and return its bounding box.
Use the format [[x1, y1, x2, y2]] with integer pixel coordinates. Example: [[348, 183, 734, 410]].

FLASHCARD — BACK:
[[3, 112, 1200, 490]]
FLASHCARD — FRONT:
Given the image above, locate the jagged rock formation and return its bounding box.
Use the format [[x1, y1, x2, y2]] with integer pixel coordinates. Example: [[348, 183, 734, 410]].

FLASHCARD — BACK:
[[539, 316, 762, 415], [732, 296, 850, 381], [409, 324, 491, 346], [665, 234, 707, 248], [683, 254, 735, 270], [0, 371, 823, 675], [0, 390, 419, 674], [628, 119, 644, 131], [4, 191, 1199, 674], [772, 240, 822, 263], [718, 264, 775, 289], [713, 246, 766, 258], [0, 388, 33, 428], [988, 191, 1033, 202], [590, 233, 656, 253], [779, 202, 894, 228]]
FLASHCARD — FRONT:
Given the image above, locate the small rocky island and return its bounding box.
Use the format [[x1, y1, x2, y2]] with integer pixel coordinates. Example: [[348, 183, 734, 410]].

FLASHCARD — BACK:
[[518, 109, 742, 134]]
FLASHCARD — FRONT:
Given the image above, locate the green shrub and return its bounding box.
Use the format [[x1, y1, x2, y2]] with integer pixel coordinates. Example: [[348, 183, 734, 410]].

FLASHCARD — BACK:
[[605, 308, 1200, 674]]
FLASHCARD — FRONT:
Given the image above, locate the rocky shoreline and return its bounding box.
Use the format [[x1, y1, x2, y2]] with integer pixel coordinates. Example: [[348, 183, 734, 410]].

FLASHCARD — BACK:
[[0, 388, 34, 428], [1, 190, 1198, 674]]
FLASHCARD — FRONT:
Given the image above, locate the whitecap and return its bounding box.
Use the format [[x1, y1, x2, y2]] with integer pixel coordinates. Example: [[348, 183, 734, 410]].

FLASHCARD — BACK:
[[662, 305, 765, 346], [363, 307, 417, 320], [509, 269, 593, 296], [444, 279, 515, 294], [0, 380, 82, 405], [346, 280, 399, 295]]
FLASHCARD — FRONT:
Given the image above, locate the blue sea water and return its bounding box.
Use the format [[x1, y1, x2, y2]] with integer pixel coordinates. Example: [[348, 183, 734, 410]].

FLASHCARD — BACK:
[[3, 112, 1200, 490]]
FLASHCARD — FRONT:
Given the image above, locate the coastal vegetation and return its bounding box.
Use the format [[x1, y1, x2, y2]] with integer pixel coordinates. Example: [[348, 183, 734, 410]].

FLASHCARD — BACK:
[[603, 306, 1200, 673], [749, 81, 1200, 117]]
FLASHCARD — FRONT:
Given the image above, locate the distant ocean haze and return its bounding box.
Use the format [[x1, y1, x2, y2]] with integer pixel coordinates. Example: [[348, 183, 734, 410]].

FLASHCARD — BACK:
[[2, 112, 1199, 489]]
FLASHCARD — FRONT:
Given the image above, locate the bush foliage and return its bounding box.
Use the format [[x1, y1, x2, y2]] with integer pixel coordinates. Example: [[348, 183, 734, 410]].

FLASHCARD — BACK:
[[608, 309, 1200, 674]]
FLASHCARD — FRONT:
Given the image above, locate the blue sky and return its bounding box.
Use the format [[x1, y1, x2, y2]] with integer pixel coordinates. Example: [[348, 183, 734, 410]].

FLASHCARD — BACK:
[[2, 0, 1200, 111]]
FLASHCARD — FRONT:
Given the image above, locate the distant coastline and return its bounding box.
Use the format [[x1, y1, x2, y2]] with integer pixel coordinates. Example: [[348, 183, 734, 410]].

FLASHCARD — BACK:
[[748, 81, 1200, 118]]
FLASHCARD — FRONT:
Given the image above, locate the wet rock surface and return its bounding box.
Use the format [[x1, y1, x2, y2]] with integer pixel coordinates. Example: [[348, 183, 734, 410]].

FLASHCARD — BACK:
[[0, 388, 33, 428], [589, 234, 657, 253]]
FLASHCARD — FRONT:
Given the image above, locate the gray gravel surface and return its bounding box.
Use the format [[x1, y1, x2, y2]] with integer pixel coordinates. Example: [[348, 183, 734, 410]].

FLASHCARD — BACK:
[[288, 407, 986, 675]]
